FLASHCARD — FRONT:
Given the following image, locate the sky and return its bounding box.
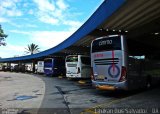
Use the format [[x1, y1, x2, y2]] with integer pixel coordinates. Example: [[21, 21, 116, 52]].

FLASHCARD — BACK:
[[0, 0, 103, 58]]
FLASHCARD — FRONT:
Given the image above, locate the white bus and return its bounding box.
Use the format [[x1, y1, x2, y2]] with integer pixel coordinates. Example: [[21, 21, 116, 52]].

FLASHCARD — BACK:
[[65, 55, 91, 78], [91, 35, 160, 90], [37, 61, 44, 74], [25, 63, 33, 72]]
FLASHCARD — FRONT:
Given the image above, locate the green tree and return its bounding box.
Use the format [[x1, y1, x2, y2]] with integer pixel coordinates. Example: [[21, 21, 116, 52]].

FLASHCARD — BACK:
[[25, 43, 40, 73], [0, 25, 8, 46], [25, 43, 40, 55]]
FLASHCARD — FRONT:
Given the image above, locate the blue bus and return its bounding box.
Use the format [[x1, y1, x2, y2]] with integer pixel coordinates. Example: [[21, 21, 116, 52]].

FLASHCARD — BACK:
[[44, 58, 66, 76]]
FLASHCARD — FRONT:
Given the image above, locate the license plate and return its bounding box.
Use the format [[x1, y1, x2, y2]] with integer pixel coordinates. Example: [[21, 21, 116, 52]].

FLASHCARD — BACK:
[[97, 75, 105, 80]]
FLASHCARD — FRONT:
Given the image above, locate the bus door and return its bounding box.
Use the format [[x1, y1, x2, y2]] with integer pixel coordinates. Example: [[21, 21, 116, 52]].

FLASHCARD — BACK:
[[81, 56, 91, 78]]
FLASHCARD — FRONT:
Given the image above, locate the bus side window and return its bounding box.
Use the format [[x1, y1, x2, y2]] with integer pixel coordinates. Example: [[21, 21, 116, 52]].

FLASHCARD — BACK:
[[128, 56, 136, 71], [81, 57, 91, 65], [128, 56, 145, 74]]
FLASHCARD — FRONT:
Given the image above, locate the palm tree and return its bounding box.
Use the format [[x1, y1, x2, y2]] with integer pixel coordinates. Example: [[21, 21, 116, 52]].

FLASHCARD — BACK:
[[25, 43, 40, 73], [25, 43, 40, 55]]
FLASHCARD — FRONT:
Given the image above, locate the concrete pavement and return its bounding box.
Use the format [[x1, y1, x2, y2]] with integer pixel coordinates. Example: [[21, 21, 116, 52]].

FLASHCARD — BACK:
[[0, 71, 160, 114]]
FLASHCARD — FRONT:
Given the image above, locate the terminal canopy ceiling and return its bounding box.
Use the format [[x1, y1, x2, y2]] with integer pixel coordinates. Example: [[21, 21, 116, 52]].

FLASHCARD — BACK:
[[66, 0, 160, 56]]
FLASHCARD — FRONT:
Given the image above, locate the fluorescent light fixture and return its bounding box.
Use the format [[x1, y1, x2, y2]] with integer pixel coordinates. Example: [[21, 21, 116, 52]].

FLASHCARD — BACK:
[[154, 32, 159, 35]]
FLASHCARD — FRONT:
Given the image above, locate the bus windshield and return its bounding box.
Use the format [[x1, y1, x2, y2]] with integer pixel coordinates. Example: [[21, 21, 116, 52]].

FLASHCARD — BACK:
[[92, 36, 121, 53], [38, 62, 43, 66], [44, 59, 53, 67], [44, 59, 52, 63], [66, 56, 78, 62]]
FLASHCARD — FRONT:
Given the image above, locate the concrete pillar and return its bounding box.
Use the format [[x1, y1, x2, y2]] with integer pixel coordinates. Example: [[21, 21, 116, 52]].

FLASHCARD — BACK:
[[7, 63, 11, 71], [18, 61, 22, 72], [32, 60, 35, 73]]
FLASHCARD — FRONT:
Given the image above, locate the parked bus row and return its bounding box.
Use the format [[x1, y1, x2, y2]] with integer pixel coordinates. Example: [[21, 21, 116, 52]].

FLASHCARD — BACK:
[[0, 63, 33, 73], [0, 56, 91, 79], [1, 35, 160, 91]]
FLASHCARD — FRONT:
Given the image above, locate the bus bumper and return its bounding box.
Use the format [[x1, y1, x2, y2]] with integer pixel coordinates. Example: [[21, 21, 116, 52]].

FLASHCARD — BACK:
[[92, 80, 128, 90]]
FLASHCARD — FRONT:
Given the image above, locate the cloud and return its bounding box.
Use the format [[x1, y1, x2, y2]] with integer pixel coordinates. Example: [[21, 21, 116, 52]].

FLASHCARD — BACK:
[[38, 14, 59, 25], [0, 29, 73, 58], [63, 20, 81, 27], [0, 0, 23, 17], [0, 0, 82, 30], [0, 44, 25, 58], [33, 0, 71, 25], [56, 0, 68, 10], [32, 0, 60, 25], [33, 0, 55, 12], [9, 30, 30, 35], [63, 20, 82, 31], [23, 3, 28, 8], [25, 24, 37, 28], [0, 17, 9, 23], [6, 9, 22, 17], [0, 0, 103, 58], [28, 9, 34, 15], [30, 30, 74, 49], [0, 17, 24, 28], [7, 29, 75, 51]]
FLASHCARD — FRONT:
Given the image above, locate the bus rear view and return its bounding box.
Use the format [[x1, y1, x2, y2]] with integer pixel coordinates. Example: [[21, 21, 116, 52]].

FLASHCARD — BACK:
[[91, 35, 127, 90], [37, 61, 44, 74], [65, 55, 91, 78]]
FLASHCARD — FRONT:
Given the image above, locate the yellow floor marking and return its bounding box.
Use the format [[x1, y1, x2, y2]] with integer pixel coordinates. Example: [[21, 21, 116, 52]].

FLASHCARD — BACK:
[[80, 109, 99, 114], [78, 80, 86, 84], [58, 76, 63, 78]]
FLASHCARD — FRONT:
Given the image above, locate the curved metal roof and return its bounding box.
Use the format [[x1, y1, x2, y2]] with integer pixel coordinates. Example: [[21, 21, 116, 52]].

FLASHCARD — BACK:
[[0, 0, 125, 62]]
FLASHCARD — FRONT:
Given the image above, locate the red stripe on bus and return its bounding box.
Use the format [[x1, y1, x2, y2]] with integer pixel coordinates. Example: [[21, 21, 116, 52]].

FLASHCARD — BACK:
[[112, 50, 115, 73]]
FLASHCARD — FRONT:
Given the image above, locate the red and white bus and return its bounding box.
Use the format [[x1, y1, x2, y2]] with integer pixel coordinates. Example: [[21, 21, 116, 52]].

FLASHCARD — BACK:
[[91, 35, 160, 90]]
